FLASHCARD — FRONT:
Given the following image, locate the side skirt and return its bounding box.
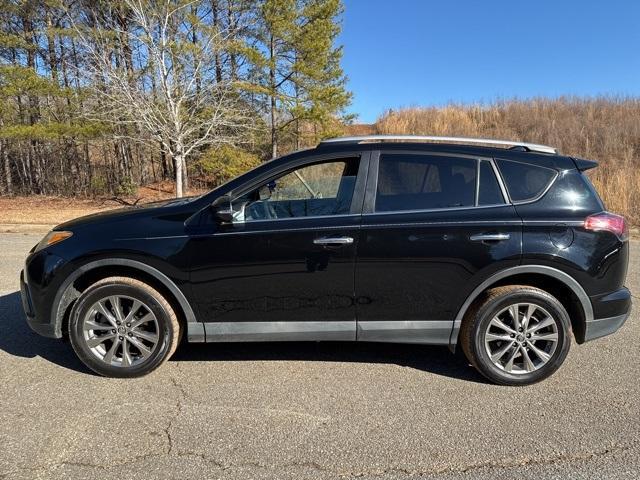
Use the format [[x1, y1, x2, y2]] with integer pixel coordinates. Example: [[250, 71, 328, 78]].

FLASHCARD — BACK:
[[189, 320, 453, 344], [200, 321, 356, 342], [357, 321, 453, 344]]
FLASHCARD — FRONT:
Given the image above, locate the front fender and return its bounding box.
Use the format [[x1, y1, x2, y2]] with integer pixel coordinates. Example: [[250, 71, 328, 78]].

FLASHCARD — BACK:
[[50, 257, 199, 340]]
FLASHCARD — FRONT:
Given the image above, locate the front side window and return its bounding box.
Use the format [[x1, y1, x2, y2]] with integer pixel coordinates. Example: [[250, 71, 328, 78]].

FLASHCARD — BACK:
[[232, 158, 359, 222], [375, 154, 477, 212]]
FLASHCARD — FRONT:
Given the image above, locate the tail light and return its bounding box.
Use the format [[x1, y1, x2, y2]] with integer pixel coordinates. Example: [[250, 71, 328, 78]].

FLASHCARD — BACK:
[[584, 212, 628, 240]]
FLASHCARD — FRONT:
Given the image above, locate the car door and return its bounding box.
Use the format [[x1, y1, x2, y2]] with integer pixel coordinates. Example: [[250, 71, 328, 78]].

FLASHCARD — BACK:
[[187, 152, 369, 342], [355, 150, 522, 344]]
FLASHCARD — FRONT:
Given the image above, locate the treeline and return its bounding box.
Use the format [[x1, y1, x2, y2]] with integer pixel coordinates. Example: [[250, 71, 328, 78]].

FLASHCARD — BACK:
[[372, 97, 640, 224], [0, 0, 350, 197]]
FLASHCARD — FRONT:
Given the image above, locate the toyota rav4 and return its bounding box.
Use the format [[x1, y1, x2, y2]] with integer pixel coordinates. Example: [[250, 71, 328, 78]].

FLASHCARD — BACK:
[[20, 135, 632, 385]]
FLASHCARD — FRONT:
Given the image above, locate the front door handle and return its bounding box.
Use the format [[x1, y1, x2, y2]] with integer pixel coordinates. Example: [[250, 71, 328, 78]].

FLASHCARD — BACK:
[[469, 233, 511, 242], [313, 236, 354, 246]]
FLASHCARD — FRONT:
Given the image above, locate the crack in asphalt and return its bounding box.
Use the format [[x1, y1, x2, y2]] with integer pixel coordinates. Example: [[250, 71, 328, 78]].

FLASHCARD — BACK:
[[2, 441, 636, 479], [342, 442, 638, 478], [166, 364, 188, 456]]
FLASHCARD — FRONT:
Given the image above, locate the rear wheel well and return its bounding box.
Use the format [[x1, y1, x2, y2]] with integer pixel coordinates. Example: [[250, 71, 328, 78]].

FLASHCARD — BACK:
[[476, 273, 586, 343], [60, 265, 188, 341]]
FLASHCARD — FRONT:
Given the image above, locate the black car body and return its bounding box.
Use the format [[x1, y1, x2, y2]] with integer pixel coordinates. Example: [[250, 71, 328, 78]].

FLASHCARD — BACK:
[[20, 136, 632, 383]]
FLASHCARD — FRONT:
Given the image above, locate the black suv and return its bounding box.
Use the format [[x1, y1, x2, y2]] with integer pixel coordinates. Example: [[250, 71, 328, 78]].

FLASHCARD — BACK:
[[20, 135, 631, 385]]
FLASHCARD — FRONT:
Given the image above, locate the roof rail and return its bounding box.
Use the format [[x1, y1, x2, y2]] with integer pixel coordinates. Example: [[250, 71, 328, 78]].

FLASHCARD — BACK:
[[319, 135, 558, 154]]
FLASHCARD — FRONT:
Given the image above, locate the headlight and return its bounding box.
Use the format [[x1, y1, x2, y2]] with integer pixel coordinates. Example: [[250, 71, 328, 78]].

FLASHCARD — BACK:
[[35, 231, 73, 252]]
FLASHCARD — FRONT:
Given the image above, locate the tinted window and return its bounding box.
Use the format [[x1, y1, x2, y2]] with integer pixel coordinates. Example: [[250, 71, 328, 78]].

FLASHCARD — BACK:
[[232, 158, 359, 222], [478, 160, 505, 205], [497, 159, 557, 202], [375, 154, 476, 212]]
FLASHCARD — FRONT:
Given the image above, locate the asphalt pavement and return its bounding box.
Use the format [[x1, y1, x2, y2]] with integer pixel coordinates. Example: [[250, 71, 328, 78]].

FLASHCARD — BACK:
[[0, 233, 638, 480]]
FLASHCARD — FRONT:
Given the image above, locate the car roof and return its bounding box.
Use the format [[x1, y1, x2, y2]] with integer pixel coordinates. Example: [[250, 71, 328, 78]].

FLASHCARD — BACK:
[[320, 135, 558, 154], [310, 140, 576, 171]]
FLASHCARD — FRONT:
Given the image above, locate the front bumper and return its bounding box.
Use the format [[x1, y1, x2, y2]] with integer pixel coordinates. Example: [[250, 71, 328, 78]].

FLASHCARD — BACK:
[[584, 287, 632, 342], [21, 269, 59, 338]]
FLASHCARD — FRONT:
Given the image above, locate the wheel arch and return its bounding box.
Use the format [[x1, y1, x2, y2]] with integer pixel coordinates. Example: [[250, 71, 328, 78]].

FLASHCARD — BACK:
[[449, 265, 593, 348], [51, 259, 203, 342]]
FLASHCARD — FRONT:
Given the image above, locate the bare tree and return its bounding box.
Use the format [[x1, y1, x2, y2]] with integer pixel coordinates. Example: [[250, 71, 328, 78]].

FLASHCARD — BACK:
[[68, 0, 251, 197]]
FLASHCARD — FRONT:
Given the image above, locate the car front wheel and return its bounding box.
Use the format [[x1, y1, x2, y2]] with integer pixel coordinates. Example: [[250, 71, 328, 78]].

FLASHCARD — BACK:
[[460, 286, 572, 386], [69, 276, 180, 377]]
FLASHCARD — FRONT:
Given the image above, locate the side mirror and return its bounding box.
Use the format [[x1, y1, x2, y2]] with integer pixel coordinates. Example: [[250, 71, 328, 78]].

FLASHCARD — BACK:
[[210, 195, 233, 224]]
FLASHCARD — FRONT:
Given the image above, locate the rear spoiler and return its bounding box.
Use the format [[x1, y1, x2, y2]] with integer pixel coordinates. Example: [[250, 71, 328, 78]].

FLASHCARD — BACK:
[[572, 157, 598, 171]]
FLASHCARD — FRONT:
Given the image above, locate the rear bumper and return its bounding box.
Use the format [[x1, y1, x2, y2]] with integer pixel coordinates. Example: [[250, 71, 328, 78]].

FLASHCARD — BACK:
[[584, 311, 631, 342], [584, 287, 632, 342]]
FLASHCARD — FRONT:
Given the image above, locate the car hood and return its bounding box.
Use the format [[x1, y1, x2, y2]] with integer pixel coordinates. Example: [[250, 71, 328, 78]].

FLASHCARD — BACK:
[[55, 197, 199, 231]]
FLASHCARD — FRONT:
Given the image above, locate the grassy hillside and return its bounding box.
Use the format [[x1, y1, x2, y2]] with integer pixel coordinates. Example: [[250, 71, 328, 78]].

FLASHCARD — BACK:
[[369, 97, 640, 224]]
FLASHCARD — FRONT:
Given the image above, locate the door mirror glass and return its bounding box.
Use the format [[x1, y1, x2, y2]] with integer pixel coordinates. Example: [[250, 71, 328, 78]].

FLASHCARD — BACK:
[[210, 195, 233, 223]]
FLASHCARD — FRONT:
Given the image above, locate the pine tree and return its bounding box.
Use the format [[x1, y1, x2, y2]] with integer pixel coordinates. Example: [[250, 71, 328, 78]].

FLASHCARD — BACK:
[[245, 0, 351, 158], [293, 0, 352, 146]]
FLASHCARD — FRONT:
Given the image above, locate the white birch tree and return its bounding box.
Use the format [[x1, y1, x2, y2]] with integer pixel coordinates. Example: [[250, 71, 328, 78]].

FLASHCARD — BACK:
[[68, 0, 251, 197]]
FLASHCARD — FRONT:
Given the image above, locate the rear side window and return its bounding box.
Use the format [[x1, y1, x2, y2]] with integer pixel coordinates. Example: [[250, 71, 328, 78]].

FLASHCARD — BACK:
[[376, 154, 476, 212], [497, 159, 557, 202], [478, 160, 505, 205]]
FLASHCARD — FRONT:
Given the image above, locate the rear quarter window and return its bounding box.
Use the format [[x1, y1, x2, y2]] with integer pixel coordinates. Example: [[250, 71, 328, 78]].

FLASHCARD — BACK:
[[525, 169, 604, 214], [496, 159, 557, 202]]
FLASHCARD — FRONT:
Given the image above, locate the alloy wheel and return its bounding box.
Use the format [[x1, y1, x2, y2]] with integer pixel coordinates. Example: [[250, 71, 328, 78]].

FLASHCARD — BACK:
[[82, 295, 160, 367], [484, 302, 559, 374]]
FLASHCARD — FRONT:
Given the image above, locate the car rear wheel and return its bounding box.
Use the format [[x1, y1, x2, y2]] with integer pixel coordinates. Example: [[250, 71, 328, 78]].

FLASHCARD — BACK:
[[69, 277, 180, 378], [460, 286, 572, 386]]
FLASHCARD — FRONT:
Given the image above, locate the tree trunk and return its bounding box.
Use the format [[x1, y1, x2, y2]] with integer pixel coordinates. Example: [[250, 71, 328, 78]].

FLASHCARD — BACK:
[[269, 35, 277, 159], [160, 141, 169, 179], [227, 1, 238, 80], [191, 4, 202, 94], [174, 150, 184, 198], [45, 7, 59, 83], [182, 156, 188, 193], [1, 141, 12, 195], [212, 1, 223, 83]]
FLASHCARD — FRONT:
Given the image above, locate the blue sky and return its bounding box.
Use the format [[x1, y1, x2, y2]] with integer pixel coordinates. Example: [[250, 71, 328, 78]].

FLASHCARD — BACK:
[[339, 0, 640, 123]]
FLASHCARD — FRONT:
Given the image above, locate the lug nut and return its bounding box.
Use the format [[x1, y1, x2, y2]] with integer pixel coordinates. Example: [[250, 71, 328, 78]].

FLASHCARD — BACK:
[[512, 342, 517, 347], [518, 327, 523, 332], [128, 332, 133, 337], [116, 321, 121, 326], [118, 335, 124, 340], [111, 329, 116, 334], [526, 333, 531, 338], [510, 333, 515, 338], [126, 323, 131, 328]]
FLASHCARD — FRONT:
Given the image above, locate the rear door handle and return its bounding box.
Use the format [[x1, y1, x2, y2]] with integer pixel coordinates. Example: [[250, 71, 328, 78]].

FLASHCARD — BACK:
[[469, 233, 511, 242], [313, 236, 354, 246]]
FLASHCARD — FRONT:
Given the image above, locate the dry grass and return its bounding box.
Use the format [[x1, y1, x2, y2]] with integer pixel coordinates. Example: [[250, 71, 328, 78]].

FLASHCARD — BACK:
[[374, 97, 640, 224], [0, 197, 113, 226], [0, 180, 207, 227]]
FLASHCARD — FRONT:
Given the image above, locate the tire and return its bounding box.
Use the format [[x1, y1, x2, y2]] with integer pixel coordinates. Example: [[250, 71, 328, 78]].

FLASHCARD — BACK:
[[69, 276, 181, 378], [460, 285, 572, 386]]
